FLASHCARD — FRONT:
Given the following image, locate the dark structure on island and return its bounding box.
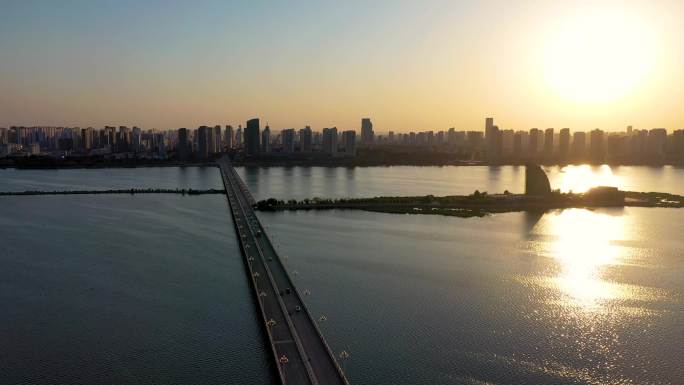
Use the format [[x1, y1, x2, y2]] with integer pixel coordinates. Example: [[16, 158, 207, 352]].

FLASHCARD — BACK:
[[525, 163, 551, 196]]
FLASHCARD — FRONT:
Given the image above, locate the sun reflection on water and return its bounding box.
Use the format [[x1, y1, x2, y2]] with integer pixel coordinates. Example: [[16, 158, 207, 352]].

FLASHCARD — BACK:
[[546, 209, 626, 308], [552, 165, 623, 193]]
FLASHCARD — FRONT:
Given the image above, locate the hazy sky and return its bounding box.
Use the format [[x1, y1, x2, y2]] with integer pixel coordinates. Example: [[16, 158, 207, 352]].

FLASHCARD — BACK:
[[1, 0, 682, 132]]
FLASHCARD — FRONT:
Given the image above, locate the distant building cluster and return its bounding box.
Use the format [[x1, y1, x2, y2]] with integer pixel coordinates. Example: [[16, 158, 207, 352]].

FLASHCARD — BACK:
[[477, 118, 684, 164], [178, 118, 361, 161], [1, 117, 683, 164], [0, 118, 366, 161], [0, 125, 168, 159], [368, 118, 684, 164]]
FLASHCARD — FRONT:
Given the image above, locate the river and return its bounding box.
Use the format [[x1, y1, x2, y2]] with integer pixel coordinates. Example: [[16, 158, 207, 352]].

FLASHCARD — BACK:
[[1, 165, 682, 384]]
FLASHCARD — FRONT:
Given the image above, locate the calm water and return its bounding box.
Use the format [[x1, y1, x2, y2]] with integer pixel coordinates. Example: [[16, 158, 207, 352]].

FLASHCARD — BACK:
[[235, 164, 684, 199], [0, 166, 223, 192], [2, 166, 683, 385], [0, 195, 270, 385]]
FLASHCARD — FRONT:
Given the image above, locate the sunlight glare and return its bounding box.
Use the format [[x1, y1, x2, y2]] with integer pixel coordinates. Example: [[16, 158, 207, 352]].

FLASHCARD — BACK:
[[556, 165, 622, 193], [543, 8, 658, 104], [547, 209, 625, 308]]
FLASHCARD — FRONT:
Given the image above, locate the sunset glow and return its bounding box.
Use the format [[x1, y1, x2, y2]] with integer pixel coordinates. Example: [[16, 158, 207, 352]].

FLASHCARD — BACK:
[[543, 7, 659, 104]]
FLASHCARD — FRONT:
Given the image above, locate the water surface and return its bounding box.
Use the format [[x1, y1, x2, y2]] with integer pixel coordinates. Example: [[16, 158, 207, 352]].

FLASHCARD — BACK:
[[2, 165, 683, 385], [235, 164, 684, 200], [0, 194, 270, 385]]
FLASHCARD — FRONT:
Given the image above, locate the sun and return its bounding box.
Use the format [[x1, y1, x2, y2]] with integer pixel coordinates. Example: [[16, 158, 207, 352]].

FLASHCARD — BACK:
[[543, 8, 658, 104]]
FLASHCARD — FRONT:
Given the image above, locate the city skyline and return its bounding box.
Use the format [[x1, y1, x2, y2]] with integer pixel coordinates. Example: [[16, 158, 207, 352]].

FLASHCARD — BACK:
[[1, 1, 683, 131]]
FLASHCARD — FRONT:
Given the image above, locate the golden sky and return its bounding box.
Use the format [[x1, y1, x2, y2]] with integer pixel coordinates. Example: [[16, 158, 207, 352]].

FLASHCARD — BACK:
[[0, 0, 682, 132]]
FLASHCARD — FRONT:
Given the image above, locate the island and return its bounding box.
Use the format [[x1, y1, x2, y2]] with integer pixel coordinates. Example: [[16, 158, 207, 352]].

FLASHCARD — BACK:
[[254, 164, 684, 218]]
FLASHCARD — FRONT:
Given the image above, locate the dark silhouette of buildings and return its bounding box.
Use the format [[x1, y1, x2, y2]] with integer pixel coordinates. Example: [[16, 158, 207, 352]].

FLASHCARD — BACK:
[[281, 128, 295, 153], [261, 125, 271, 153], [342, 130, 356, 155], [177, 128, 189, 161], [299, 127, 312, 153], [322, 127, 338, 155], [544, 128, 554, 156], [559, 128, 570, 160], [590, 129, 605, 163], [197, 126, 210, 160], [245, 118, 260, 156], [361, 118, 374, 145]]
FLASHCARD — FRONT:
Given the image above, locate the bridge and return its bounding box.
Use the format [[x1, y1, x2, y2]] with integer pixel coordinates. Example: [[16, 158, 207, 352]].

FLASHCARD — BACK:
[[218, 157, 350, 385]]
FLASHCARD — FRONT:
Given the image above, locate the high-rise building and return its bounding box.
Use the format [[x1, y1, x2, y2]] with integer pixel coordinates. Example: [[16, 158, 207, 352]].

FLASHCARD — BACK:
[[235, 126, 243, 147], [647, 128, 667, 157], [631, 129, 647, 158], [245, 118, 260, 156], [81, 127, 93, 151], [299, 127, 312, 152], [197, 126, 210, 159], [177, 128, 189, 160], [131, 127, 142, 152], [673, 130, 684, 162], [485, 121, 502, 160], [528, 128, 541, 156], [361, 118, 374, 145], [213, 125, 222, 153], [322, 127, 338, 155], [572, 131, 586, 159], [589, 129, 605, 162], [207, 125, 215, 153], [501, 129, 514, 155], [485, 117, 495, 139], [281, 129, 295, 153], [225, 125, 234, 149], [513, 131, 523, 156], [342, 130, 356, 155], [559, 128, 570, 159], [544, 128, 554, 155], [466, 131, 484, 149], [261, 126, 271, 153]]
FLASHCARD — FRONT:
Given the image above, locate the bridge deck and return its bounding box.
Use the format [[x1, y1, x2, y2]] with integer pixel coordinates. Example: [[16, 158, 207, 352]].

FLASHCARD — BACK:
[[218, 158, 349, 385]]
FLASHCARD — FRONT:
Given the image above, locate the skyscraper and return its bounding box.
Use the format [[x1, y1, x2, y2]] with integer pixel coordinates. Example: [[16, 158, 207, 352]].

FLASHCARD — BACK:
[[513, 131, 523, 156], [225, 125, 234, 149], [544, 128, 554, 155], [281, 129, 295, 153], [529, 128, 541, 157], [197, 125, 210, 160], [485, 117, 495, 144], [572, 131, 586, 160], [261, 125, 271, 153], [245, 118, 260, 156], [236, 126, 243, 147], [213, 125, 222, 153], [647, 128, 667, 158], [322, 127, 338, 155], [177, 128, 189, 161], [299, 127, 312, 152], [361, 118, 374, 145], [589, 129, 605, 163], [207, 126, 215, 154], [485, 119, 501, 160], [559, 128, 570, 159], [342, 130, 356, 155]]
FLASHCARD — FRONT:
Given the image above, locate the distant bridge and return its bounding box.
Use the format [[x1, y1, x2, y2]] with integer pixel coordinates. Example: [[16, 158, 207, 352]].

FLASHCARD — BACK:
[[218, 157, 350, 385]]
